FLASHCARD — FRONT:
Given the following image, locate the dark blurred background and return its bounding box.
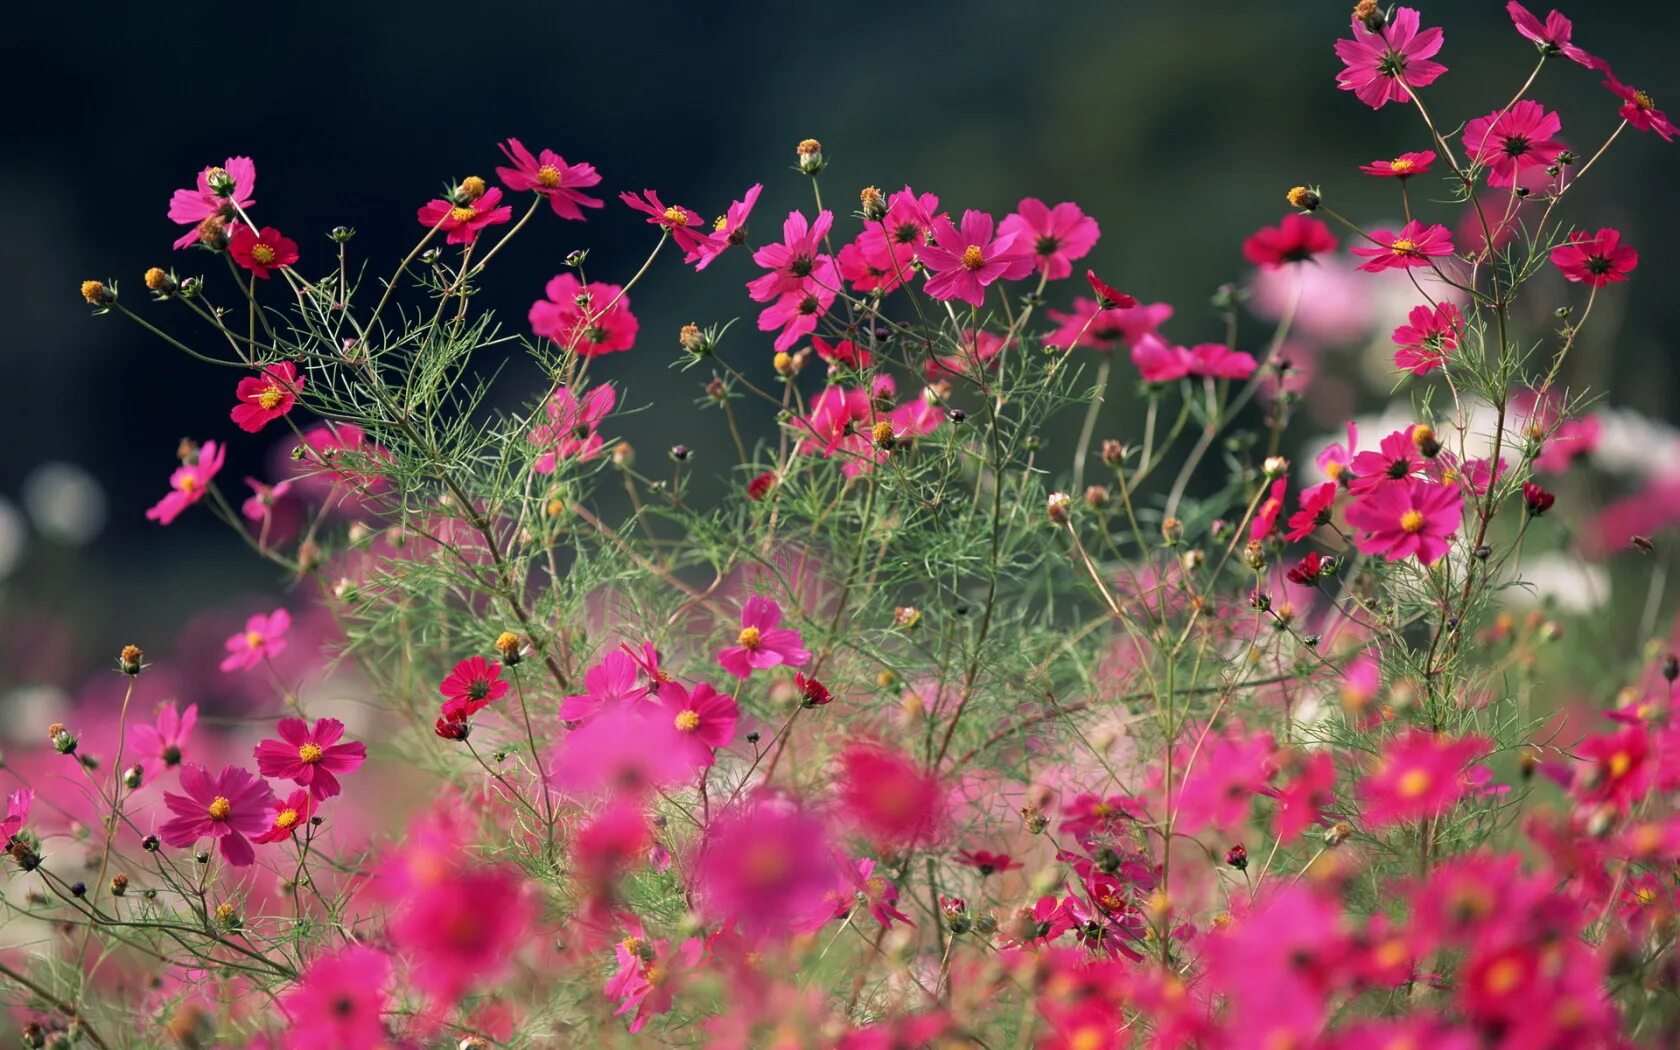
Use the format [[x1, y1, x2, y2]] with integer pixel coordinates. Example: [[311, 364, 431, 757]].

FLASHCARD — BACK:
[[4, 1, 1677, 682]]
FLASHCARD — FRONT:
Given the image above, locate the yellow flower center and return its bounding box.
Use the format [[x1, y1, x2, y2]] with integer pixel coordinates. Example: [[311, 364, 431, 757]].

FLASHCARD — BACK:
[[207, 796, 232, 821], [1483, 957, 1524, 996], [179, 476, 198, 494], [1390, 238, 1416, 253], [246, 631, 265, 649], [298, 743, 325, 764], [674, 710, 701, 733], [960, 245, 986, 270], [1608, 751, 1633, 779], [1375, 939, 1407, 968], [274, 809, 299, 830], [737, 626, 762, 649], [449, 206, 478, 223], [662, 206, 690, 226], [713, 214, 729, 232], [1325, 461, 1345, 480], [250, 243, 277, 265], [643, 963, 669, 986], [1635, 90, 1655, 110], [537, 165, 562, 188], [1069, 1027, 1106, 1050], [1399, 509, 1425, 533], [1397, 767, 1432, 798], [255, 384, 284, 410], [1389, 157, 1415, 172], [621, 936, 645, 957]]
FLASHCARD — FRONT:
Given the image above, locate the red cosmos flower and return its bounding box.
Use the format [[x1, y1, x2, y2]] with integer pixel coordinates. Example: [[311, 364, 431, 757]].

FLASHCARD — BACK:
[[999, 198, 1100, 280], [252, 717, 367, 801], [1084, 269, 1137, 310], [220, 608, 289, 672], [1286, 550, 1327, 586], [1285, 482, 1338, 542], [747, 209, 835, 303], [1462, 100, 1564, 187], [416, 185, 514, 244], [1550, 227, 1638, 287], [1242, 214, 1337, 269], [167, 156, 256, 249], [1250, 479, 1287, 542], [956, 849, 1021, 876], [1360, 730, 1493, 828], [1603, 70, 1677, 141], [686, 183, 763, 270], [1392, 301, 1463, 375], [1346, 476, 1463, 565], [654, 679, 739, 761], [229, 224, 297, 279], [128, 701, 196, 782], [529, 273, 639, 356], [1169, 730, 1276, 835], [230, 361, 303, 432], [494, 137, 603, 220], [1351, 220, 1454, 272], [918, 209, 1035, 308], [1522, 481, 1555, 516], [277, 944, 392, 1050], [439, 655, 508, 720], [1359, 150, 1437, 178], [159, 763, 277, 867], [620, 189, 716, 254], [716, 595, 810, 680], [528, 383, 616, 472], [746, 471, 778, 501], [252, 789, 314, 844], [838, 743, 947, 848], [811, 335, 872, 370], [794, 671, 832, 707], [1573, 725, 1651, 810], [1506, 2, 1599, 68], [434, 712, 470, 740], [1333, 6, 1448, 110]]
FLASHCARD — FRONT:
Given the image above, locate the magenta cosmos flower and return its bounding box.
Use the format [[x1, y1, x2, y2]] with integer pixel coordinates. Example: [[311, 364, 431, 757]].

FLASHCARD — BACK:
[[146, 440, 225, 525], [1359, 150, 1436, 178], [1130, 333, 1192, 383], [439, 655, 509, 720], [253, 717, 367, 801], [1047, 297, 1173, 352], [160, 763, 277, 867], [417, 186, 514, 245], [528, 383, 616, 472], [1392, 301, 1463, 375], [748, 209, 835, 303], [128, 701, 197, 782], [1507, 3, 1599, 68], [759, 282, 838, 353], [277, 944, 392, 1050], [918, 209, 1034, 308], [838, 186, 945, 293], [687, 183, 763, 270], [252, 788, 314, 845], [220, 607, 290, 672], [1360, 729, 1492, 828], [1462, 100, 1564, 187], [550, 700, 702, 798], [999, 198, 1100, 280], [1333, 7, 1447, 110], [1550, 227, 1638, 287], [167, 156, 255, 250], [620, 189, 715, 255], [1351, 220, 1454, 273], [0, 789, 33, 842], [529, 273, 638, 357], [1345, 476, 1463, 565], [716, 595, 811, 680], [229, 224, 298, 279], [1603, 71, 1677, 141], [559, 649, 643, 721], [654, 679, 739, 762], [230, 361, 304, 432], [1242, 214, 1337, 269], [494, 137, 603, 220]]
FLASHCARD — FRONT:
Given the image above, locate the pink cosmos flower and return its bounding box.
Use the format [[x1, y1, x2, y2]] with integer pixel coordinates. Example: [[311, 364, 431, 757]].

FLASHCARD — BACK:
[[241, 476, 293, 525], [1317, 421, 1360, 483], [1351, 221, 1454, 272], [277, 944, 391, 1050], [0, 789, 33, 842], [1359, 150, 1437, 178], [1346, 477, 1462, 565], [1270, 752, 1338, 842], [926, 330, 1012, 380], [1350, 423, 1428, 488], [293, 422, 392, 496], [1085, 269, 1137, 310], [147, 441, 224, 525], [550, 701, 701, 798], [1130, 333, 1192, 383], [838, 743, 947, 848], [838, 186, 945, 294], [918, 210, 1034, 308], [159, 763, 277, 867], [1046, 297, 1174, 352], [416, 185, 514, 245], [1333, 7, 1447, 110], [559, 649, 643, 721], [812, 335, 872, 371], [387, 856, 535, 1009], [1242, 214, 1337, 268], [253, 717, 367, 801], [230, 361, 303, 432], [1550, 227, 1638, 287], [1250, 479, 1288, 542], [1506, 3, 1599, 68], [494, 138, 603, 219], [654, 680, 739, 760], [1462, 100, 1564, 187], [167, 157, 256, 244], [220, 608, 289, 672], [529, 383, 616, 472], [716, 595, 810, 679], [439, 656, 509, 720], [229, 225, 298, 279], [1603, 71, 1677, 141], [1429, 452, 1501, 496], [792, 384, 876, 460], [607, 923, 704, 1034], [1187, 343, 1258, 380], [999, 198, 1100, 280], [696, 800, 840, 937], [529, 273, 638, 356], [1360, 730, 1492, 828], [251, 789, 314, 845], [1392, 301, 1463, 375], [759, 283, 837, 353], [747, 209, 835, 303], [619, 189, 716, 255], [129, 701, 197, 782], [1168, 730, 1276, 835], [687, 183, 763, 270], [1285, 482, 1338, 542]]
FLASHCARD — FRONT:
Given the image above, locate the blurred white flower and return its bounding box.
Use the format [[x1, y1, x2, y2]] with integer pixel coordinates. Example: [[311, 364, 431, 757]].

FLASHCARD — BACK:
[[0, 498, 24, 581], [22, 462, 105, 546], [1509, 551, 1609, 615]]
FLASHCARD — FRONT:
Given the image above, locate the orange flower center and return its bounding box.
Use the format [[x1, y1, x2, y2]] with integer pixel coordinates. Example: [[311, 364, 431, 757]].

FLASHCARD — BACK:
[[960, 245, 986, 270], [1390, 238, 1417, 254], [255, 384, 284, 410], [1397, 768, 1432, 798], [1608, 751, 1633, 779], [1483, 957, 1525, 996], [449, 206, 477, 223], [1389, 157, 1415, 172], [298, 743, 324, 764], [536, 165, 562, 188], [673, 710, 701, 733], [207, 796, 232, 821], [1634, 90, 1655, 110], [737, 626, 762, 649], [179, 476, 198, 494], [246, 631, 265, 649], [662, 206, 690, 227], [274, 809, 299, 830], [1399, 510, 1425, 533], [250, 243, 277, 265]]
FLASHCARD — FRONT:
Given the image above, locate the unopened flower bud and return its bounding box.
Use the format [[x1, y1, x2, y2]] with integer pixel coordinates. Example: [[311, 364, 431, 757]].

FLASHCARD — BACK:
[[329, 225, 356, 243], [946, 408, 966, 424], [1523, 481, 1555, 517], [49, 724, 77, 755], [1046, 492, 1073, 524], [1587, 804, 1617, 838], [1225, 844, 1248, 870], [1352, 0, 1384, 32], [1325, 821, 1353, 847], [877, 669, 897, 688], [1262, 456, 1289, 479], [1243, 541, 1266, 570], [1286, 186, 1320, 211], [773, 351, 795, 376], [679, 322, 711, 355], [123, 765, 143, 790], [110, 873, 128, 897], [564, 249, 589, 268], [860, 186, 887, 221], [1083, 485, 1110, 509], [871, 421, 896, 450], [81, 280, 116, 308], [1101, 440, 1127, 468], [894, 606, 922, 630], [495, 631, 523, 665], [215, 901, 238, 926], [455, 175, 487, 203], [795, 138, 825, 175], [118, 644, 144, 675], [669, 445, 691, 462], [747, 471, 777, 501]]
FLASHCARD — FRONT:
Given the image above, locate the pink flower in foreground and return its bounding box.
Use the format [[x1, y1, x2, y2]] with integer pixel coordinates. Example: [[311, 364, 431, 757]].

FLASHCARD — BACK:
[[1333, 6, 1447, 110], [696, 800, 840, 937], [1351, 221, 1454, 272], [918, 210, 1034, 307], [160, 763, 277, 867], [495, 138, 603, 220], [529, 273, 638, 356], [716, 595, 811, 679], [687, 183, 763, 270], [220, 608, 290, 672], [386, 852, 535, 1009], [242, 477, 293, 524], [620, 189, 716, 255], [253, 717, 367, 801], [129, 701, 197, 782], [560, 650, 643, 721], [440, 655, 509, 720], [1348, 427, 1427, 494], [747, 209, 835, 302], [758, 281, 838, 353], [1270, 752, 1338, 843], [277, 944, 391, 1050], [1242, 214, 1336, 269], [229, 225, 298, 279], [1550, 227, 1638, 287], [417, 185, 514, 245], [1346, 477, 1462, 565], [999, 198, 1100, 280], [1603, 71, 1677, 141], [251, 789, 314, 845], [230, 361, 304, 432], [1392, 301, 1463, 375], [1360, 730, 1493, 828], [167, 157, 257, 248], [1359, 150, 1436, 178], [655, 679, 739, 759], [146, 440, 225, 525], [529, 383, 616, 472], [838, 743, 947, 848], [1506, 3, 1599, 68], [1462, 100, 1563, 187], [550, 701, 701, 798], [1130, 333, 1192, 383]]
